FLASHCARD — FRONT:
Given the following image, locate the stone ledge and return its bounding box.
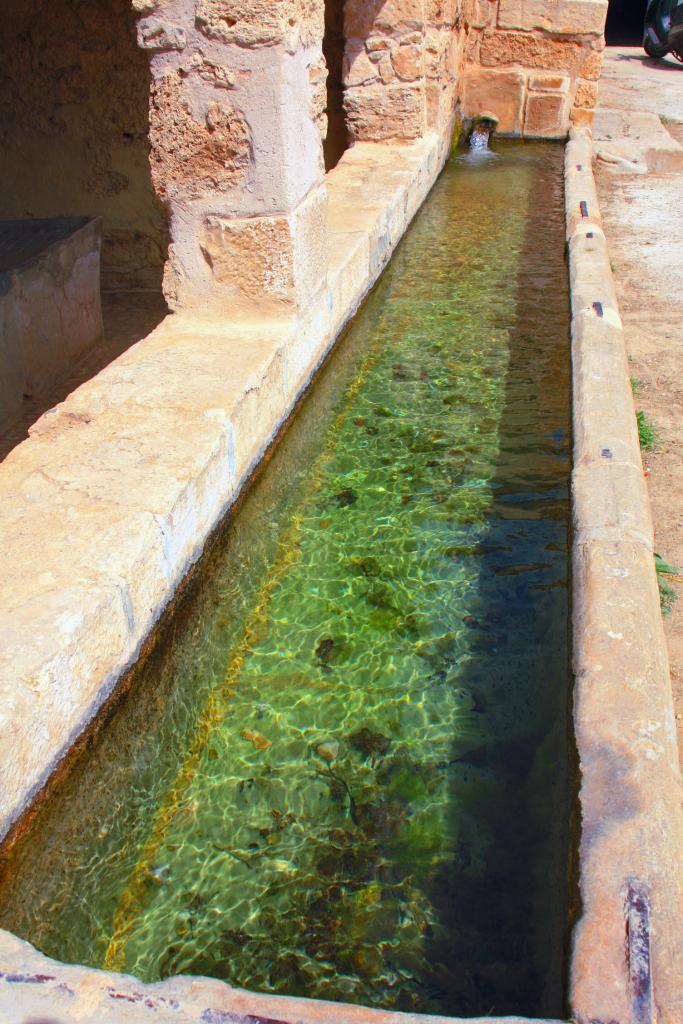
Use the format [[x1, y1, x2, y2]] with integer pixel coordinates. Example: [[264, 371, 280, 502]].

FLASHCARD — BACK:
[[0, 928, 562, 1024], [566, 127, 683, 1024], [0, 133, 448, 846]]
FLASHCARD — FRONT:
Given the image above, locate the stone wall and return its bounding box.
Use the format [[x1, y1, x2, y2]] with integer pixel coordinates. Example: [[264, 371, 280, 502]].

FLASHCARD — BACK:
[[135, 0, 605, 314], [461, 0, 607, 137], [341, 0, 467, 145], [0, 0, 168, 292], [129, 0, 472, 314], [0, 0, 609, 332]]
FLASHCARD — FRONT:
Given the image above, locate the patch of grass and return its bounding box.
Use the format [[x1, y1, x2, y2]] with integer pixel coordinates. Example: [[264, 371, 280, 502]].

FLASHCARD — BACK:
[[630, 376, 640, 394], [655, 553, 679, 615], [637, 409, 658, 451], [610, 259, 617, 274]]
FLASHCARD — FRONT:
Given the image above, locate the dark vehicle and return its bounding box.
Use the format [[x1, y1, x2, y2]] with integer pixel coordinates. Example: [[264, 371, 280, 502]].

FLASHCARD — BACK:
[[644, 0, 683, 60]]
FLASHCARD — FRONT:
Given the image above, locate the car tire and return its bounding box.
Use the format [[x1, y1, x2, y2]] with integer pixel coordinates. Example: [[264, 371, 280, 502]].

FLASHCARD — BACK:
[[643, 34, 669, 58]]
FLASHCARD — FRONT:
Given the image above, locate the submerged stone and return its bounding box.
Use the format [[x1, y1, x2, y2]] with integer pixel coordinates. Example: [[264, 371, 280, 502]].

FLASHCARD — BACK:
[[349, 727, 392, 760], [335, 488, 357, 507], [316, 741, 340, 762], [314, 637, 335, 667], [240, 729, 271, 750]]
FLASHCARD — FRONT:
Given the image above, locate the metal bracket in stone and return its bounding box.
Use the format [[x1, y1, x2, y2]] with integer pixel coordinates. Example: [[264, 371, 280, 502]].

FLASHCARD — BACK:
[[627, 879, 653, 1024]]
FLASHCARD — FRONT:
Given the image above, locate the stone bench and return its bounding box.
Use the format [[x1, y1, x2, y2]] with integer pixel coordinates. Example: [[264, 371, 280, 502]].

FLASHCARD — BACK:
[[0, 217, 103, 431]]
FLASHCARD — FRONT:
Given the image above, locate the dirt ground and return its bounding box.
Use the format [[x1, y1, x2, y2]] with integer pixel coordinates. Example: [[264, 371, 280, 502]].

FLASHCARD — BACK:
[[594, 48, 683, 757]]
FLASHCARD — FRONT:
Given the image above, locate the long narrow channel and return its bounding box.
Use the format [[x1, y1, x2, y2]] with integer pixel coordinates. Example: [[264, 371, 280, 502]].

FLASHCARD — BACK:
[[0, 142, 572, 1019]]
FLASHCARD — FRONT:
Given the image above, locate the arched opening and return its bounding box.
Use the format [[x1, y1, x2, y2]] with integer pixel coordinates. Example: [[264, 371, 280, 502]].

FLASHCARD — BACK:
[[323, 0, 350, 171], [0, 0, 168, 451], [605, 0, 649, 45]]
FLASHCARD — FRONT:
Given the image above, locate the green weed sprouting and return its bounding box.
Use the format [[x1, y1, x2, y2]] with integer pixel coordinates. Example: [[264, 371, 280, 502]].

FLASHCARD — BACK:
[[655, 554, 679, 615], [630, 376, 640, 394], [637, 410, 658, 451]]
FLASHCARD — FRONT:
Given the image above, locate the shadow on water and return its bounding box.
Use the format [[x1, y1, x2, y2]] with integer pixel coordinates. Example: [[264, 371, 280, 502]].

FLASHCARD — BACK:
[[423, 147, 572, 1017], [0, 143, 573, 1020]]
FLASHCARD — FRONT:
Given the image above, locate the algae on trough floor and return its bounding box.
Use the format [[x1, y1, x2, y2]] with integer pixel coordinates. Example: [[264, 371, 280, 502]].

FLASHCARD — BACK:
[[0, 143, 572, 1020]]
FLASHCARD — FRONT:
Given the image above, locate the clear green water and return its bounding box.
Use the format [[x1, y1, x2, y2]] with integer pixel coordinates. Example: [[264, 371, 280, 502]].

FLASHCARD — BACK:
[[0, 142, 572, 1018]]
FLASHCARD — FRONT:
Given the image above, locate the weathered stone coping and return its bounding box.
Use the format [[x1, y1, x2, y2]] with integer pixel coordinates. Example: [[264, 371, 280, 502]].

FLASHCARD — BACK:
[[566, 127, 683, 1024], [0, 134, 447, 843], [0, 930, 561, 1024]]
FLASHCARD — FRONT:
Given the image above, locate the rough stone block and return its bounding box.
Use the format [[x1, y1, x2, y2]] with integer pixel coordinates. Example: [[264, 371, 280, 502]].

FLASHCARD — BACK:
[[528, 73, 571, 93], [200, 185, 328, 315], [580, 48, 604, 81], [345, 83, 426, 141], [345, 0, 424, 39], [426, 0, 460, 24], [150, 72, 250, 202], [136, 17, 186, 51], [201, 215, 295, 313], [480, 30, 584, 72], [574, 78, 599, 108], [392, 43, 423, 81], [461, 67, 525, 135], [498, 0, 608, 35], [571, 106, 595, 126], [344, 47, 380, 87], [195, 0, 324, 49], [462, 0, 498, 29], [524, 90, 571, 138]]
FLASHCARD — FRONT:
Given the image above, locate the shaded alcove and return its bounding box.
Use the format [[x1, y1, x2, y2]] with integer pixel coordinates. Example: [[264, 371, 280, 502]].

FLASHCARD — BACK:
[[0, 0, 169, 457], [0, 0, 168, 293], [605, 0, 648, 45], [323, 0, 350, 171]]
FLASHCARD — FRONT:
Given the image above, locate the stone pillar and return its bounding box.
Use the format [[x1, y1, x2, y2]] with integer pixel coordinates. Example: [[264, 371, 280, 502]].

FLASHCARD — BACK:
[[133, 0, 329, 316], [341, 0, 464, 144]]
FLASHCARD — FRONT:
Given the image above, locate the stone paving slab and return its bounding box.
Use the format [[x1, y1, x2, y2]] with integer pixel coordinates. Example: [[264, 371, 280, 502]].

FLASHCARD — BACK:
[[593, 47, 683, 172]]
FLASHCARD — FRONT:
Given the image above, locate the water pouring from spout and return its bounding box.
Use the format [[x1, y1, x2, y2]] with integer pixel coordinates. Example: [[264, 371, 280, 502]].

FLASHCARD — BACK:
[[469, 128, 491, 153], [462, 112, 500, 163]]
